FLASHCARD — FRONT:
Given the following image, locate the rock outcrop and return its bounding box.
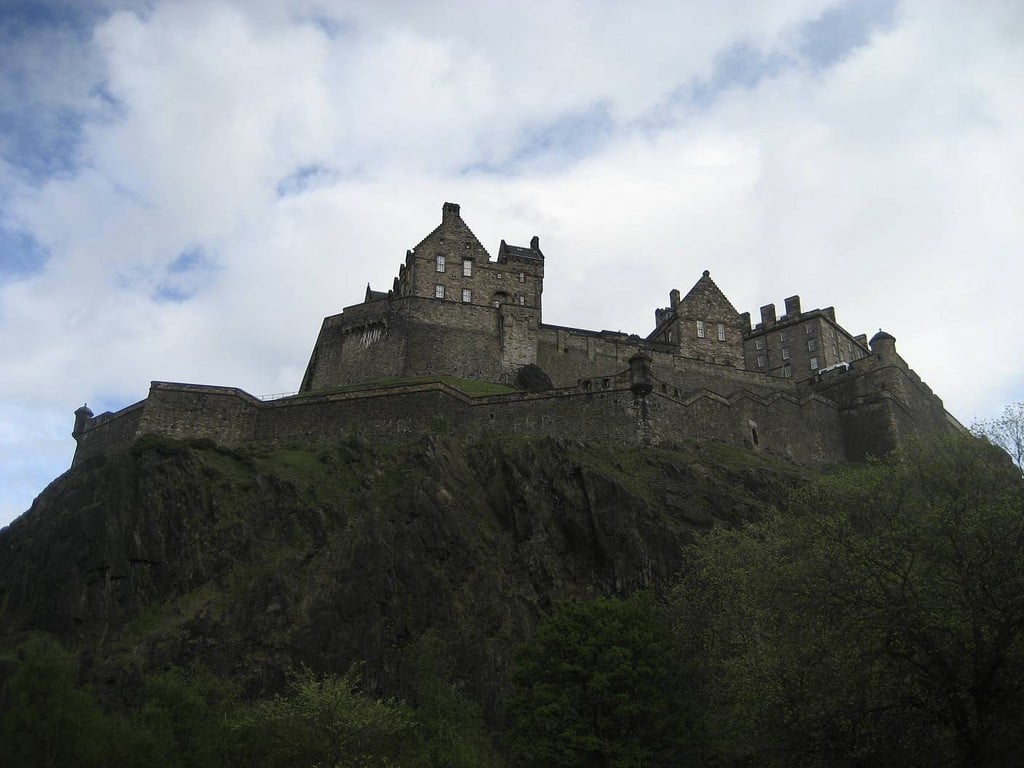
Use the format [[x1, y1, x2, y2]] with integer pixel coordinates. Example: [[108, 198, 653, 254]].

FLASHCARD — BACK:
[[0, 434, 803, 717]]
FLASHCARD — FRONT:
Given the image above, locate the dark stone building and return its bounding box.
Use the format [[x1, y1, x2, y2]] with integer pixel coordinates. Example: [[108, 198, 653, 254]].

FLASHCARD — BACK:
[[71, 202, 961, 468]]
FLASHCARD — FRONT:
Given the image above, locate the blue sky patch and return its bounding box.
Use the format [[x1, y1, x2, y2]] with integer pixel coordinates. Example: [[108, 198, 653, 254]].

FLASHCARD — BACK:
[[294, 9, 355, 40], [0, 227, 49, 279], [465, 102, 615, 175], [276, 164, 335, 197], [0, 105, 84, 181], [153, 245, 217, 303], [798, 0, 896, 68]]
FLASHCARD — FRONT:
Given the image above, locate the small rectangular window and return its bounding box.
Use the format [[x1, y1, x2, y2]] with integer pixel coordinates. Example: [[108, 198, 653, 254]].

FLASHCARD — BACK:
[[436, 255, 445, 273], [810, 357, 819, 370], [518, 272, 525, 283], [696, 320, 706, 338], [782, 365, 793, 378], [755, 338, 764, 351], [717, 323, 726, 341], [806, 323, 815, 335], [434, 284, 444, 299], [462, 259, 473, 277], [807, 338, 817, 352], [462, 288, 471, 303], [518, 295, 525, 305], [779, 331, 788, 342], [757, 355, 766, 368], [781, 347, 791, 360]]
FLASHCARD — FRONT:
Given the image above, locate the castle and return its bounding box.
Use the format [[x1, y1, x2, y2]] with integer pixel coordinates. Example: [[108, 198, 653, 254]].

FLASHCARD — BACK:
[[71, 202, 960, 467]]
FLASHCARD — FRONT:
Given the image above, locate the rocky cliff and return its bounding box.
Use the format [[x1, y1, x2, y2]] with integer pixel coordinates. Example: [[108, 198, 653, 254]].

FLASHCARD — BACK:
[[0, 433, 807, 718]]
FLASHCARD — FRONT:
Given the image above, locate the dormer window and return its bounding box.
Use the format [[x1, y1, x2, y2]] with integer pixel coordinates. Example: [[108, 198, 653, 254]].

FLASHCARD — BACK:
[[463, 259, 473, 277], [436, 255, 445, 273]]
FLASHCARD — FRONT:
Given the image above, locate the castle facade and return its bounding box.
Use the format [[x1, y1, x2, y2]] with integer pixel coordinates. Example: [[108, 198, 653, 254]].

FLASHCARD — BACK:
[[71, 203, 960, 467]]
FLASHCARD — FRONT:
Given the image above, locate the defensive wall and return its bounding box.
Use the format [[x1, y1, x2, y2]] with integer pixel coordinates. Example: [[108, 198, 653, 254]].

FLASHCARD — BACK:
[[71, 202, 962, 468], [72, 361, 859, 468]]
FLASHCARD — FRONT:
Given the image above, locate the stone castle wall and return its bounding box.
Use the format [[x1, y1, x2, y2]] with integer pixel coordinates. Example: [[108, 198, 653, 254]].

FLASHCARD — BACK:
[[71, 401, 146, 467], [71, 203, 961, 469], [73, 371, 853, 467]]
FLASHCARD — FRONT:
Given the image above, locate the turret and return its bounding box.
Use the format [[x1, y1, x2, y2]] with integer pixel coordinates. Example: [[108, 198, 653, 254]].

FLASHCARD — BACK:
[[870, 330, 897, 361], [72, 404, 93, 440], [629, 354, 653, 396]]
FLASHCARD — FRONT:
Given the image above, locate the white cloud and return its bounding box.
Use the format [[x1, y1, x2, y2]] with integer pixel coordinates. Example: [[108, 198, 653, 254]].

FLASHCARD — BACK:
[[1, 0, 1022, 526]]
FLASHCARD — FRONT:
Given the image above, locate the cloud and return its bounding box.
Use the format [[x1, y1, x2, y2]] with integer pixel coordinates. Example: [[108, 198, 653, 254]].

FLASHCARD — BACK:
[[1, 0, 1022, 526]]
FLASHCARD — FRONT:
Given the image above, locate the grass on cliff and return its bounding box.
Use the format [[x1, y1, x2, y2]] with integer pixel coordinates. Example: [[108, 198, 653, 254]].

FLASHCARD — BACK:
[[293, 376, 516, 398]]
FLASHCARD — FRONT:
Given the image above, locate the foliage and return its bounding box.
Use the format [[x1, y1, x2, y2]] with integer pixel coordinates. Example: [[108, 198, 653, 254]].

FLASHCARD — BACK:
[[402, 631, 505, 768], [226, 667, 421, 768], [0, 639, 502, 768], [131, 665, 243, 768], [508, 592, 706, 767], [680, 433, 1024, 767], [0, 636, 107, 768], [973, 401, 1024, 474]]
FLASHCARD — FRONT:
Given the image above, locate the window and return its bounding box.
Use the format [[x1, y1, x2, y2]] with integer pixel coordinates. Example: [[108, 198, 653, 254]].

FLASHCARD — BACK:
[[806, 323, 815, 335], [757, 355, 766, 368], [518, 295, 525, 305], [810, 357, 819, 370], [434, 284, 444, 299], [667, 330, 673, 343], [462, 288, 472, 303], [462, 258, 473, 277], [755, 338, 764, 351], [717, 323, 726, 341], [696, 320, 706, 338], [782, 365, 792, 378], [807, 338, 817, 352], [779, 331, 788, 342], [435, 255, 445, 273], [518, 272, 525, 283], [781, 347, 791, 360]]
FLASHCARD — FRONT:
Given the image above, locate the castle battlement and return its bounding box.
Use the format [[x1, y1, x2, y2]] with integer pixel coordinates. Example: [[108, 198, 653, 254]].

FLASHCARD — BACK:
[[72, 202, 959, 468]]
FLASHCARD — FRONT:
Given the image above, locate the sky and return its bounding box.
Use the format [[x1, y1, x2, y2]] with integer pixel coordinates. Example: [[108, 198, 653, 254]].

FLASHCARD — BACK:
[[1, 0, 1022, 528]]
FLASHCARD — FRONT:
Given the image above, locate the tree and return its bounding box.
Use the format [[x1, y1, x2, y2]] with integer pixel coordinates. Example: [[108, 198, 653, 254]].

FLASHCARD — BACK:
[[680, 433, 1024, 767], [508, 592, 706, 768], [974, 402, 1024, 475], [402, 631, 505, 768], [226, 668, 420, 768], [128, 665, 242, 768], [0, 636, 107, 768]]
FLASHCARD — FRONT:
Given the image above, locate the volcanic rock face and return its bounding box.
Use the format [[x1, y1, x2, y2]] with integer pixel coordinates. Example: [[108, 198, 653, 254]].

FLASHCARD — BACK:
[[0, 434, 800, 714]]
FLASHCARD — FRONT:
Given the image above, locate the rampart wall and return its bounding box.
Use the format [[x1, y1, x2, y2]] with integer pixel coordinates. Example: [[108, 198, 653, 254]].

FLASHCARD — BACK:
[[813, 355, 953, 459], [302, 297, 539, 391], [71, 401, 146, 467], [72, 374, 854, 467], [537, 325, 798, 397]]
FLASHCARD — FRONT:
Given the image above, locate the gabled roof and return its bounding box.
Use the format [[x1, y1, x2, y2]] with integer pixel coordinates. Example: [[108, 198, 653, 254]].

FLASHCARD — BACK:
[[679, 270, 740, 317], [497, 236, 544, 263], [411, 202, 491, 261]]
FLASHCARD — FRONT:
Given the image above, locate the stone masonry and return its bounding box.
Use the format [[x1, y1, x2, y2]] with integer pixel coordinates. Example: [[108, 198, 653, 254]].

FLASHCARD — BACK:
[[72, 202, 962, 468]]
